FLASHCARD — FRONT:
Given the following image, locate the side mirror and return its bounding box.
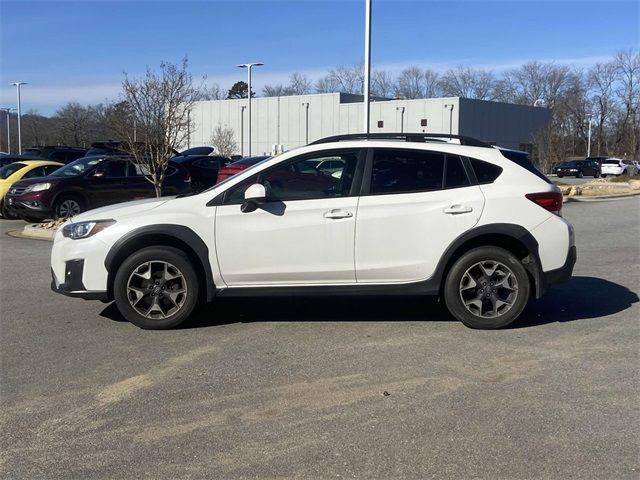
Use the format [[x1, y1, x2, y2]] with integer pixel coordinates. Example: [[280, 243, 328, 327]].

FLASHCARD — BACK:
[[241, 183, 266, 213], [92, 170, 105, 178]]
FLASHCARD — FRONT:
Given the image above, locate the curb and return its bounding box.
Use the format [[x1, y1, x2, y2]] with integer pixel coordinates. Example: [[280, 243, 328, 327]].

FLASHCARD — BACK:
[[564, 192, 640, 202], [8, 224, 56, 241]]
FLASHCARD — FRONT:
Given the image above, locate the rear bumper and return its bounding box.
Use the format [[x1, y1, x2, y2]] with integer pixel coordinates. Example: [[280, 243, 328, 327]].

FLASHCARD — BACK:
[[51, 262, 109, 301], [541, 245, 577, 290]]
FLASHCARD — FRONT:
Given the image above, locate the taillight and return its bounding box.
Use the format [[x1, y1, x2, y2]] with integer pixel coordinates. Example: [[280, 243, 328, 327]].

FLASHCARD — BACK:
[[525, 192, 563, 215]]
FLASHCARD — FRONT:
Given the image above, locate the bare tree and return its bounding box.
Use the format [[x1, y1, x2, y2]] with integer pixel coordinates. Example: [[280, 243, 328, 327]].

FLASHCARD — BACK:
[[288, 72, 312, 95], [424, 69, 442, 98], [395, 67, 426, 99], [55, 102, 92, 146], [439, 66, 496, 100], [262, 84, 288, 97], [613, 49, 640, 159], [117, 58, 201, 197], [371, 70, 395, 98], [315, 74, 340, 93], [587, 62, 617, 155], [210, 125, 237, 157], [198, 83, 226, 101]]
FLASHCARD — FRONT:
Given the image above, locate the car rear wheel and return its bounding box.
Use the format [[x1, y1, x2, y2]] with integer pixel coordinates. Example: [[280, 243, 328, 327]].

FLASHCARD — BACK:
[[557, 173, 564, 178], [444, 247, 530, 329], [113, 247, 199, 329], [594, 171, 601, 178], [55, 196, 84, 219]]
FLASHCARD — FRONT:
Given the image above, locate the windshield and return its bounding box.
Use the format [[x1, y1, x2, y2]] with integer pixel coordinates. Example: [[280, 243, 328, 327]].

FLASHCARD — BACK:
[[0, 162, 26, 179], [48, 156, 104, 177]]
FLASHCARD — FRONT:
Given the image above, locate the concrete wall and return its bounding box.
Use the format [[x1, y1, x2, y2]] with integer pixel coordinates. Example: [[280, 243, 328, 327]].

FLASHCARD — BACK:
[[189, 94, 549, 155]]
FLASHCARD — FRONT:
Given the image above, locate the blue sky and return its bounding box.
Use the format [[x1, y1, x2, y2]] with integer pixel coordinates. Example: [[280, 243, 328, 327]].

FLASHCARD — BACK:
[[1, 0, 638, 115]]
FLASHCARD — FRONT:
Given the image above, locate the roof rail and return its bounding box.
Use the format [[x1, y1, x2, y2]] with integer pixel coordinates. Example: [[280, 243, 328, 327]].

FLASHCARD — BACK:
[[308, 133, 493, 148]]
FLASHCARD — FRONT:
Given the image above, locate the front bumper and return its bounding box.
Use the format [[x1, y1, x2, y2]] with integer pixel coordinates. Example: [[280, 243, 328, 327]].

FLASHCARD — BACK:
[[5, 196, 54, 220], [51, 262, 109, 301]]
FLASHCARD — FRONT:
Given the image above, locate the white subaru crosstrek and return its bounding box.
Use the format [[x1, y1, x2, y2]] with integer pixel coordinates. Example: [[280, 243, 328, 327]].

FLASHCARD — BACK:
[[51, 134, 576, 330]]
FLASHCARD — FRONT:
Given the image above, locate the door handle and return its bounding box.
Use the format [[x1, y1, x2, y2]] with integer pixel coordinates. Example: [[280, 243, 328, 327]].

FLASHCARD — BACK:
[[323, 209, 353, 219], [443, 204, 473, 214]]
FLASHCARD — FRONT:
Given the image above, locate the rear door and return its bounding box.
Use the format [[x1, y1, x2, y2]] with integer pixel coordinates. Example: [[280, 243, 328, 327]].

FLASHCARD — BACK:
[[355, 148, 485, 283]]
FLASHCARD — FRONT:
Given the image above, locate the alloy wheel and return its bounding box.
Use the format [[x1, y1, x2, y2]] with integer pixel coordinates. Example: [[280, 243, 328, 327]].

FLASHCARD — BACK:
[[57, 199, 82, 218], [126, 260, 188, 319], [458, 260, 519, 318]]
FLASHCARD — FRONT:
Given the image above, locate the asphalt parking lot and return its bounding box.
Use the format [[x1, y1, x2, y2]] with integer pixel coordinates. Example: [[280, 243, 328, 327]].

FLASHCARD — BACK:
[[1, 198, 639, 479]]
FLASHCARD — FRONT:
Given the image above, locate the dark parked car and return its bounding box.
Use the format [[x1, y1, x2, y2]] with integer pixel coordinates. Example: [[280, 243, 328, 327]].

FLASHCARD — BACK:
[[170, 147, 232, 192], [21, 145, 87, 163], [5, 155, 191, 222], [555, 160, 601, 178], [215, 155, 271, 184]]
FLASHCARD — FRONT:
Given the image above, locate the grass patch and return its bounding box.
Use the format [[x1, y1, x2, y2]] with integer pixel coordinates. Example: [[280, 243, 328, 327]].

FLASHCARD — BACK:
[[605, 174, 640, 183]]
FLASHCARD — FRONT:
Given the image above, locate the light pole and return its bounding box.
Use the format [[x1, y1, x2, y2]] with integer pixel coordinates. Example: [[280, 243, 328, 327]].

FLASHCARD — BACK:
[[444, 104, 454, 135], [10, 82, 27, 154], [586, 113, 594, 157], [240, 105, 246, 156], [363, 0, 372, 134], [187, 108, 191, 149], [396, 106, 405, 133], [301, 102, 310, 144], [236, 62, 263, 157], [1, 107, 16, 153]]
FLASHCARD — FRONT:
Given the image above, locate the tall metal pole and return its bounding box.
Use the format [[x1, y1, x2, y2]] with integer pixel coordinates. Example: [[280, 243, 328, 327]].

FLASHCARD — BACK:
[[237, 63, 263, 157], [1, 108, 14, 154], [363, 0, 372, 134], [11, 82, 27, 154], [586, 113, 593, 157], [240, 105, 246, 156], [302, 102, 310, 144]]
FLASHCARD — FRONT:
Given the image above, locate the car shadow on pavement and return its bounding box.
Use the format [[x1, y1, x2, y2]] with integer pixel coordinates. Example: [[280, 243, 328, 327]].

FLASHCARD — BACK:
[[512, 276, 639, 328], [99, 276, 638, 330]]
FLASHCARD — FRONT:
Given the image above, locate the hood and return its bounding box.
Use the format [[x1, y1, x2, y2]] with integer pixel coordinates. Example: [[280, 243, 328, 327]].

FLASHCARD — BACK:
[[11, 176, 65, 188], [71, 196, 171, 223]]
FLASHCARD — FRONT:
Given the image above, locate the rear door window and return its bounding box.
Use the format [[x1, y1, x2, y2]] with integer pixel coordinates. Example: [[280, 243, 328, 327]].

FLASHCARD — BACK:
[[370, 149, 444, 194], [444, 155, 470, 189]]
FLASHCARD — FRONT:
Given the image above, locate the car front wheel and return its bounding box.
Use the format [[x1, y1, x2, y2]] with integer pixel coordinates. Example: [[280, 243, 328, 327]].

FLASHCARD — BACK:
[[444, 247, 530, 329], [113, 246, 200, 329]]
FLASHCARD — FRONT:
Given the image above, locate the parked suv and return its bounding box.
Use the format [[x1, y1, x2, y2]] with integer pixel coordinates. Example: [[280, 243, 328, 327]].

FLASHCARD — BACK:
[[21, 145, 87, 163], [170, 147, 232, 192], [50, 133, 575, 330], [6, 155, 191, 222]]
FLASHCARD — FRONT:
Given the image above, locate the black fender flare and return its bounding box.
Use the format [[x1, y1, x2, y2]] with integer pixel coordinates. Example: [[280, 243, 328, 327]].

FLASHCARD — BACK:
[[104, 224, 216, 302]]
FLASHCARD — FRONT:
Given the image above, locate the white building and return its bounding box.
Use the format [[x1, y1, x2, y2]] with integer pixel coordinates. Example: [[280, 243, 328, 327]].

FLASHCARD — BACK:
[[189, 93, 551, 156]]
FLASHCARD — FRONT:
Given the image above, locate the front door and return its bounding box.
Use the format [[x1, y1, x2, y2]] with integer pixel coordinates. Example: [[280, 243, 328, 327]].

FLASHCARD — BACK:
[[84, 159, 131, 208], [215, 149, 363, 286], [355, 148, 485, 283]]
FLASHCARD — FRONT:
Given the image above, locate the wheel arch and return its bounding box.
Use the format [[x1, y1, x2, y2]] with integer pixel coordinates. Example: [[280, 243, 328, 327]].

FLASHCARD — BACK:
[[104, 225, 215, 303], [434, 224, 545, 299]]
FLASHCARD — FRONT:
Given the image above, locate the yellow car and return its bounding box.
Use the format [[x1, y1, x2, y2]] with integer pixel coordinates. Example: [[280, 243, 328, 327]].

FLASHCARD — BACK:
[[0, 160, 64, 219]]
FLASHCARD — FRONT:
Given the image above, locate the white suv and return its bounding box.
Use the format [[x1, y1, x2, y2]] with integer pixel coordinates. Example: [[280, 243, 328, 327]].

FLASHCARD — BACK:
[[51, 134, 576, 330], [601, 158, 637, 177]]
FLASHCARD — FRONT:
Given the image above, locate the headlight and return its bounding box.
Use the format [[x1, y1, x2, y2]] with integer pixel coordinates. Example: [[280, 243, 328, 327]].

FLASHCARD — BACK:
[[24, 182, 51, 193], [62, 220, 116, 239]]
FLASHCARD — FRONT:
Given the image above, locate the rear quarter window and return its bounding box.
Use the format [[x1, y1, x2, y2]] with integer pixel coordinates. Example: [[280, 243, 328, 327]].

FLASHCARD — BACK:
[[499, 150, 551, 184], [469, 158, 503, 184]]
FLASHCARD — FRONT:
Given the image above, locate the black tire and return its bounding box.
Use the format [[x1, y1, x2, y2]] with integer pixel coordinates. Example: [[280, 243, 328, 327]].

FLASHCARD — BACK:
[[576, 171, 583, 178], [557, 173, 564, 178], [54, 195, 84, 219], [444, 247, 530, 329], [602, 174, 607, 178], [113, 246, 199, 329], [0, 200, 19, 220], [594, 171, 601, 178]]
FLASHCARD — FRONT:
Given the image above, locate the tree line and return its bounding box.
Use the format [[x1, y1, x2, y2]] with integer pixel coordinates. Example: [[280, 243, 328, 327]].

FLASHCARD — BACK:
[[1, 49, 637, 171]]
